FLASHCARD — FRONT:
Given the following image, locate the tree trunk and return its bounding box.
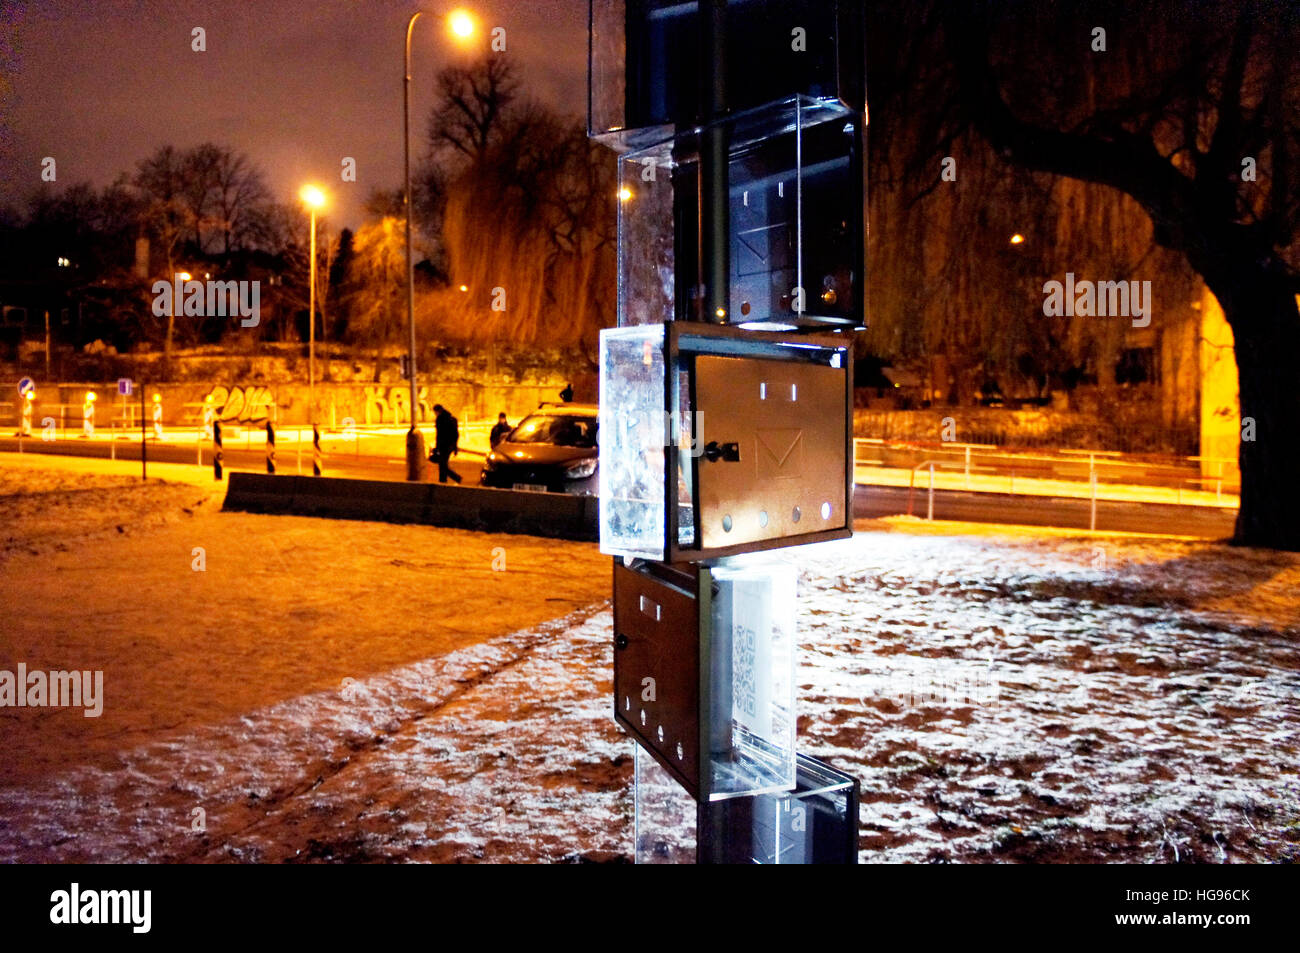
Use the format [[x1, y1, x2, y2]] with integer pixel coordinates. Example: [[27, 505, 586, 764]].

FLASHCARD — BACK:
[[1216, 272, 1300, 550]]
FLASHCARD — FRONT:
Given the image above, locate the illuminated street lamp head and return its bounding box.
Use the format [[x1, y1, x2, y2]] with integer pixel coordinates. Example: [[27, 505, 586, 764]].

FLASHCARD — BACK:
[[25, 391, 34, 401], [1009, 233, 1025, 245], [300, 184, 327, 209], [448, 9, 475, 39], [85, 391, 96, 402], [618, 187, 633, 202], [177, 272, 191, 282]]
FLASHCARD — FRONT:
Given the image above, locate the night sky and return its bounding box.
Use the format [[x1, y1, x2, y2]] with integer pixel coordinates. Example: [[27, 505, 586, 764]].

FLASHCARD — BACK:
[[0, 0, 589, 229]]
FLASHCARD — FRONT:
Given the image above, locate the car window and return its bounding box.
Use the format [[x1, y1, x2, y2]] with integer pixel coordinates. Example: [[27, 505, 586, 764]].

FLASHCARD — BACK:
[[508, 415, 598, 448]]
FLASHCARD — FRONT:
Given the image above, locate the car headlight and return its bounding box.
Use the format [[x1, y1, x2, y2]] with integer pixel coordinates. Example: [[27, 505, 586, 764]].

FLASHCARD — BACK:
[[483, 452, 499, 470], [564, 459, 597, 479]]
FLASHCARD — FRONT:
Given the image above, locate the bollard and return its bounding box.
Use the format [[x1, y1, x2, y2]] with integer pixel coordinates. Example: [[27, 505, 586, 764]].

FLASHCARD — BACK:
[[927, 462, 935, 521], [266, 421, 276, 474], [312, 424, 322, 477], [213, 420, 224, 480], [152, 394, 163, 441], [82, 391, 96, 438], [19, 393, 33, 437], [1090, 468, 1098, 531]]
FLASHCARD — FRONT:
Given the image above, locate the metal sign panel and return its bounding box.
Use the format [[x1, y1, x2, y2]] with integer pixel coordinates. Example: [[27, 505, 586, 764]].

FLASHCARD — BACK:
[[613, 560, 705, 797], [694, 354, 849, 550]]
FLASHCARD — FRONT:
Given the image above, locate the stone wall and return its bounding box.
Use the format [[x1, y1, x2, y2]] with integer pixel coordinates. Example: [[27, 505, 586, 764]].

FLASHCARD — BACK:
[[4, 344, 590, 428]]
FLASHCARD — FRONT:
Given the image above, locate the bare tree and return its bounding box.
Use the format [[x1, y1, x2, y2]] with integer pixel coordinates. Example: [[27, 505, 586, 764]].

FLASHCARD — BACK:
[[185, 143, 273, 259], [428, 53, 519, 163], [134, 146, 195, 366], [888, 0, 1299, 549]]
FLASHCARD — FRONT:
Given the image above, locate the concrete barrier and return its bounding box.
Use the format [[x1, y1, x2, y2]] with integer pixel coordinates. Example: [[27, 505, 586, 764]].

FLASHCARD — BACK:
[[223, 471, 598, 541]]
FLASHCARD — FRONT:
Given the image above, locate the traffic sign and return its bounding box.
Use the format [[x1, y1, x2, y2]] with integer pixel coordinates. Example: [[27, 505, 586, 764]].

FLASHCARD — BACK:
[[17, 377, 33, 396], [118, 378, 133, 396]]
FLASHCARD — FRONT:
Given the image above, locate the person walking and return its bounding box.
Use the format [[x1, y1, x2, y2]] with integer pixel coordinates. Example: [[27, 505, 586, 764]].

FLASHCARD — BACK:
[[429, 403, 462, 483], [489, 411, 512, 448]]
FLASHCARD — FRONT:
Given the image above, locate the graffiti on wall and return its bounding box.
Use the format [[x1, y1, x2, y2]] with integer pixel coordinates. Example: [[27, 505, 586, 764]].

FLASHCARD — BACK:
[[205, 384, 276, 423], [201, 383, 437, 425], [364, 385, 433, 426]]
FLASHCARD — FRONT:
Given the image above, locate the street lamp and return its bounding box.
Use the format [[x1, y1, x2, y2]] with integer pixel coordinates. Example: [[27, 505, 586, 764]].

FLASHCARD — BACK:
[[299, 184, 327, 426], [403, 7, 477, 481]]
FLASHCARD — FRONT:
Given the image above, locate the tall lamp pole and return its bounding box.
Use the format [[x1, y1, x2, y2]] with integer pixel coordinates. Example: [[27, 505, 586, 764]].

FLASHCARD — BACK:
[[300, 185, 327, 429], [403, 7, 476, 482]]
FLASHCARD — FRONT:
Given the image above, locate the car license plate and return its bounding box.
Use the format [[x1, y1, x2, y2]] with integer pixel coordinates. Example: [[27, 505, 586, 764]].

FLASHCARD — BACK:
[[513, 483, 547, 493]]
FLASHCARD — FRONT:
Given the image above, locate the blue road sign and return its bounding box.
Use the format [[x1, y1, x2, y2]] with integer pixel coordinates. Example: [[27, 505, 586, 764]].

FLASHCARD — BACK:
[[17, 377, 34, 396], [118, 378, 133, 396]]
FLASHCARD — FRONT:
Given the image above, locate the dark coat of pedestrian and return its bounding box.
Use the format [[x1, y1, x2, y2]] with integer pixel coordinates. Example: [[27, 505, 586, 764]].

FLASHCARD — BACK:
[[489, 412, 512, 448], [429, 404, 462, 483]]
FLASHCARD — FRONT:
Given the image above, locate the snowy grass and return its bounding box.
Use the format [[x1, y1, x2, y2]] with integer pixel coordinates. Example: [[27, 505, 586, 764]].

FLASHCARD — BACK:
[[1, 458, 1296, 862]]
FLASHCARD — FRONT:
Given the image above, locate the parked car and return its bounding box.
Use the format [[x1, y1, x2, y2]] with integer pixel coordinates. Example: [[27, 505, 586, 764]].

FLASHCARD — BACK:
[[479, 403, 599, 495]]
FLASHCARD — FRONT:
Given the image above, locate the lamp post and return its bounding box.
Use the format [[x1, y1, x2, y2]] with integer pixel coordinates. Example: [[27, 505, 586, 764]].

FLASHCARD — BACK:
[[300, 185, 327, 428], [403, 7, 476, 481]]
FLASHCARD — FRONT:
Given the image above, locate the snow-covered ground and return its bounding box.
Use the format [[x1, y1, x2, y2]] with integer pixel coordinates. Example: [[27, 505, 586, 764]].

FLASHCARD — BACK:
[[0, 454, 1296, 862]]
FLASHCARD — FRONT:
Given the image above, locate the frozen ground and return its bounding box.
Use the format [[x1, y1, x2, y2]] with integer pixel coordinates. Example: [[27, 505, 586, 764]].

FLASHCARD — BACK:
[[0, 454, 1296, 862]]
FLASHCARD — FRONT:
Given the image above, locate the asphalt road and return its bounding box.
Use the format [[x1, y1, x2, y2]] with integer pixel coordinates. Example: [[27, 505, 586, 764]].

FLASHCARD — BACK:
[[2, 436, 1237, 537]]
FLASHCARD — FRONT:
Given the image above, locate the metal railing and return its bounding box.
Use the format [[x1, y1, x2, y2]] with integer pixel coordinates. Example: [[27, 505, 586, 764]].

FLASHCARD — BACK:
[[859, 438, 1239, 509]]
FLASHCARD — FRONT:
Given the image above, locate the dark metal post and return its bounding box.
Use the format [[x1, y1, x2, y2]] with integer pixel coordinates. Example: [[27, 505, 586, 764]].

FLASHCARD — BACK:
[[403, 12, 427, 481], [140, 384, 146, 480], [700, 0, 730, 324]]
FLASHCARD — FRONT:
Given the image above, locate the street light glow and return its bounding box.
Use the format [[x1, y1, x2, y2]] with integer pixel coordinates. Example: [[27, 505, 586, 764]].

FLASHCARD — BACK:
[[1009, 233, 1025, 245], [300, 184, 327, 209], [618, 187, 633, 202], [177, 272, 192, 281], [448, 10, 476, 38]]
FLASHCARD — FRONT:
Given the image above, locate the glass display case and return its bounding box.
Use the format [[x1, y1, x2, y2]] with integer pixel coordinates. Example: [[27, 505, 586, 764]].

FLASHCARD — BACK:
[[613, 557, 797, 802], [699, 753, 861, 864], [616, 96, 864, 331], [600, 321, 852, 562], [588, 0, 866, 148]]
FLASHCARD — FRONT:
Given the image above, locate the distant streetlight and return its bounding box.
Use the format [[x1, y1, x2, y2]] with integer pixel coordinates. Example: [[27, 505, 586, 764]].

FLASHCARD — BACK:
[[618, 187, 633, 202], [300, 184, 327, 426], [449, 9, 475, 38], [1009, 233, 1025, 245], [403, 8, 477, 481]]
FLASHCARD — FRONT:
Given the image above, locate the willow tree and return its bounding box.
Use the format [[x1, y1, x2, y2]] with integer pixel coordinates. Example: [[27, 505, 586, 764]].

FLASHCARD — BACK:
[[421, 54, 616, 353], [343, 216, 405, 379], [886, 0, 1299, 549]]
